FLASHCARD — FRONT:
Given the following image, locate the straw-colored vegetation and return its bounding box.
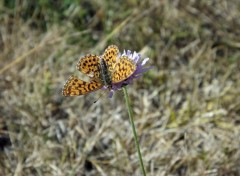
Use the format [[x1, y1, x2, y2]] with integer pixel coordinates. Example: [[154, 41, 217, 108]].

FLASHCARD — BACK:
[[0, 0, 240, 175]]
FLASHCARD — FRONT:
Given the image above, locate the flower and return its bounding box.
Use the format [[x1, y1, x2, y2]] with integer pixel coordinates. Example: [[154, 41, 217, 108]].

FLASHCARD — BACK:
[[103, 49, 153, 98]]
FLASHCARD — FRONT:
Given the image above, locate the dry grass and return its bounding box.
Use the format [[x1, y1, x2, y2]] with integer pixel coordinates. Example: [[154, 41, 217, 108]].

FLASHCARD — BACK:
[[0, 0, 240, 175]]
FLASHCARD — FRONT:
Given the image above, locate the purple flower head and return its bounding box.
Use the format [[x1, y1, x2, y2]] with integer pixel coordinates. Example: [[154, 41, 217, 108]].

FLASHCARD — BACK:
[[102, 49, 153, 98]]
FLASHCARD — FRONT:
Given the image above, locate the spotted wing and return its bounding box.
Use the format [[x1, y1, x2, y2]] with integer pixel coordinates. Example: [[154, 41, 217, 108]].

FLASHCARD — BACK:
[[76, 54, 101, 78], [102, 45, 119, 72], [112, 56, 136, 83], [62, 75, 103, 96]]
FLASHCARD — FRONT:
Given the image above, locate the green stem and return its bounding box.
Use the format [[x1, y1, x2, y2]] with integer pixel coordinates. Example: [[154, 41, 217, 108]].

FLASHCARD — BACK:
[[122, 86, 146, 176]]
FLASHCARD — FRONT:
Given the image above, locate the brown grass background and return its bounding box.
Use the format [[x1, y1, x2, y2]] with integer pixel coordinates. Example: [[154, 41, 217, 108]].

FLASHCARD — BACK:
[[0, 0, 240, 175]]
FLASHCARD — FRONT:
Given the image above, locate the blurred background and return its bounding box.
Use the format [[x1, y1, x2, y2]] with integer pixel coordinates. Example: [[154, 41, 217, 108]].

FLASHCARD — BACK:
[[0, 0, 240, 175]]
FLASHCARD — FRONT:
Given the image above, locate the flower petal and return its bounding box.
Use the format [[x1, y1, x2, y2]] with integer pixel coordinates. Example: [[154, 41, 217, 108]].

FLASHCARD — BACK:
[[141, 58, 149, 66]]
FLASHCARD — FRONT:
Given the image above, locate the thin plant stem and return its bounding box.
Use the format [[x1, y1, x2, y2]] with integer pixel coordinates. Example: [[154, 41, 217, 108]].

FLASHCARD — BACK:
[[122, 86, 146, 176]]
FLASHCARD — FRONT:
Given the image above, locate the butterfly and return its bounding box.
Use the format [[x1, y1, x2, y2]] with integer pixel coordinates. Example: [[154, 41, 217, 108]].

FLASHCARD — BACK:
[[62, 45, 136, 96]]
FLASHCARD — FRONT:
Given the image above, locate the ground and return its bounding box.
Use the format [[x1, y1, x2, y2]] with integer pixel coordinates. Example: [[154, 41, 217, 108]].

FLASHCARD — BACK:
[[0, 0, 240, 175]]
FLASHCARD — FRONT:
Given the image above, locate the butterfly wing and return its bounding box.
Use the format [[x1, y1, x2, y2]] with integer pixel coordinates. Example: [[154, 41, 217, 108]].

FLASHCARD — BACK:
[[112, 56, 136, 83], [62, 75, 103, 96], [102, 45, 119, 72], [76, 54, 101, 78]]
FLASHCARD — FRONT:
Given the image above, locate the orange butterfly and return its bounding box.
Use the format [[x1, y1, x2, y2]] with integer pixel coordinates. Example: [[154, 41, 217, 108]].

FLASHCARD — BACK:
[[62, 45, 136, 96]]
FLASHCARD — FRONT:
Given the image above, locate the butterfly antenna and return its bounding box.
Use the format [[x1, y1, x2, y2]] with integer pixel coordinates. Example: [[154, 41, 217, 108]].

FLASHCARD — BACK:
[[93, 93, 104, 103], [85, 92, 105, 112]]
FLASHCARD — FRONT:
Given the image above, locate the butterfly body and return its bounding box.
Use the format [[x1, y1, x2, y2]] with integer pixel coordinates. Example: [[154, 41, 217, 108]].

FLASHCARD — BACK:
[[63, 45, 137, 96], [99, 58, 112, 87]]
